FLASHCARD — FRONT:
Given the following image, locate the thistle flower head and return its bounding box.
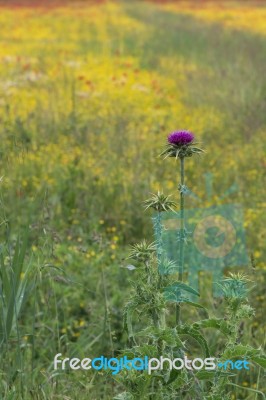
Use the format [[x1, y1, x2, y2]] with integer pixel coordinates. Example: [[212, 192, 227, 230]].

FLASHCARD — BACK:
[[143, 191, 177, 212], [128, 240, 156, 263], [168, 131, 194, 145], [219, 273, 251, 299], [160, 129, 204, 159]]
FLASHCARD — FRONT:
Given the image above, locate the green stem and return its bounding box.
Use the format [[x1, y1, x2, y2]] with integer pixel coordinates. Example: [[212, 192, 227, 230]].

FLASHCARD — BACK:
[[179, 156, 185, 282], [176, 156, 185, 325], [157, 211, 163, 287], [155, 211, 166, 330]]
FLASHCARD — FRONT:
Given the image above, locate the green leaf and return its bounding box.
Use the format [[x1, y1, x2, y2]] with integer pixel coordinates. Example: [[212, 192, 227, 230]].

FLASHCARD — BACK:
[[12, 229, 29, 293], [193, 318, 231, 336], [121, 344, 159, 360], [165, 367, 182, 385], [123, 302, 136, 342], [220, 344, 266, 370], [169, 282, 200, 297], [0, 230, 32, 344], [195, 370, 235, 380], [222, 344, 261, 361], [178, 325, 210, 357], [182, 301, 209, 315], [251, 356, 266, 368], [164, 282, 200, 303], [6, 233, 29, 339], [136, 326, 183, 348], [0, 253, 11, 299]]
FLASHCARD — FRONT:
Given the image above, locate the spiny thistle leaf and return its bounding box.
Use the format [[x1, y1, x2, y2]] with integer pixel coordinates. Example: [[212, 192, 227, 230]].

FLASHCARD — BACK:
[[221, 344, 262, 362], [168, 282, 200, 297], [177, 325, 210, 357], [251, 356, 266, 369], [195, 370, 235, 381], [136, 326, 184, 348], [193, 318, 231, 337], [182, 301, 209, 316]]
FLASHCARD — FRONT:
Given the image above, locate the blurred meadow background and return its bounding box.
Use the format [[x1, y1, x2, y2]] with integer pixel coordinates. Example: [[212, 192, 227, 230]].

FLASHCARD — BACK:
[[0, 0, 265, 399]]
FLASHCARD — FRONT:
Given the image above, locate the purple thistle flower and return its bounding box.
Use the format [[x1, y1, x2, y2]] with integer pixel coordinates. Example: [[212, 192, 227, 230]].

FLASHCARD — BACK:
[[168, 130, 194, 146]]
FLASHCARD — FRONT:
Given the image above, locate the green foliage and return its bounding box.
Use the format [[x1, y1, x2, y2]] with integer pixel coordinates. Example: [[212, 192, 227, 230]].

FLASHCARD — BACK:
[[222, 344, 266, 368], [195, 370, 235, 381], [164, 281, 200, 300], [177, 325, 210, 357], [135, 326, 184, 349], [118, 201, 265, 399], [0, 230, 33, 345], [193, 318, 231, 337]]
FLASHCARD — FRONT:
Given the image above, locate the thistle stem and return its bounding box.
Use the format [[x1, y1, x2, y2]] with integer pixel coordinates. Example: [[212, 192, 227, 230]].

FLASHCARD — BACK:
[[156, 211, 162, 277], [176, 156, 185, 324], [154, 211, 166, 329], [179, 156, 185, 282]]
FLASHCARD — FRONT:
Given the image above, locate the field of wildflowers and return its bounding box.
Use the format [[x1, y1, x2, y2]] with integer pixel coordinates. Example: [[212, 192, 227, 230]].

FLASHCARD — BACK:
[[0, 1, 265, 399]]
